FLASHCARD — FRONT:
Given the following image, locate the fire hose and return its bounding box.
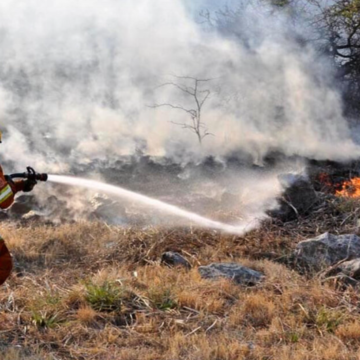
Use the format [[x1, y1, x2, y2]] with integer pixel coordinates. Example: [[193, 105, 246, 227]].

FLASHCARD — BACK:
[[9, 166, 48, 182]]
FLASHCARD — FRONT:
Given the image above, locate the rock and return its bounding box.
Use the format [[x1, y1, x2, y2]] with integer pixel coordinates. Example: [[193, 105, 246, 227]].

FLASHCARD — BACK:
[[198, 263, 264, 286], [270, 174, 317, 222], [161, 252, 191, 269], [9, 202, 33, 217], [9, 195, 39, 217], [321, 258, 360, 288], [294, 233, 360, 271], [338, 258, 360, 280]]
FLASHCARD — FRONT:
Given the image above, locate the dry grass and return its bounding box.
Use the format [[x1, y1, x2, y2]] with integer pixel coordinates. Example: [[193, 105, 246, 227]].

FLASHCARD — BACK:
[[1, 196, 360, 359]]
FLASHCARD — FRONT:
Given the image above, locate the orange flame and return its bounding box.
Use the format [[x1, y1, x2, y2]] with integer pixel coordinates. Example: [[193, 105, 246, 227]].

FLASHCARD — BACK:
[[336, 178, 360, 198]]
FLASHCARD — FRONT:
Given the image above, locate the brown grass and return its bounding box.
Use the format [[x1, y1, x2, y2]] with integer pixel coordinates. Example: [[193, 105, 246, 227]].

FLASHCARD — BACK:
[[1, 199, 360, 359]]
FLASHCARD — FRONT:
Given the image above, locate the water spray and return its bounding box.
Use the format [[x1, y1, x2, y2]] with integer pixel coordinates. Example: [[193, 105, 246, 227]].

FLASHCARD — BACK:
[[47, 175, 257, 235], [8, 168, 257, 234]]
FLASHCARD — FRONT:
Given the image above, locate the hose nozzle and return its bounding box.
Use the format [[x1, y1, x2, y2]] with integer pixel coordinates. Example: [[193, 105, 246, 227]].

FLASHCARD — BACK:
[[9, 167, 48, 182], [26, 167, 48, 182]]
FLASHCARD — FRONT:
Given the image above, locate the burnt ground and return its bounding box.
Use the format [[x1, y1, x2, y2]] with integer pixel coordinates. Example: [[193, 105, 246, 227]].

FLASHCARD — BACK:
[[2, 154, 360, 227]]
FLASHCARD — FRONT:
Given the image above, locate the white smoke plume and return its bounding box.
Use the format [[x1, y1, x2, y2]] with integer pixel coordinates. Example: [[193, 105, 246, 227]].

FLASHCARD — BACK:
[[0, 0, 357, 227], [0, 0, 358, 171]]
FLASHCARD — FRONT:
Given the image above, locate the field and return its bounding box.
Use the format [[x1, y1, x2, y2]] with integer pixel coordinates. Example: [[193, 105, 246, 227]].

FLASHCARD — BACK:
[[1, 195, 360, 360]]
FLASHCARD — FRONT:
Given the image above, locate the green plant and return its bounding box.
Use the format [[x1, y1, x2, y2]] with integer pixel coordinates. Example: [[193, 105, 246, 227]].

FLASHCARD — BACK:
[[315, 307, 344, 333], [31, 311, 62, 329], [44, 293, 61, 306], [148, 288, 177, 311], [287, 332, 300, 343], [85, 281, 123, 312]]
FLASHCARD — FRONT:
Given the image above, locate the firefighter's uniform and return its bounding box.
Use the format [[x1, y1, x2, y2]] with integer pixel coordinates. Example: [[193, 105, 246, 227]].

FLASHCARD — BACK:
[[0, 165, 25, 210], [0, 131, 36, 285]]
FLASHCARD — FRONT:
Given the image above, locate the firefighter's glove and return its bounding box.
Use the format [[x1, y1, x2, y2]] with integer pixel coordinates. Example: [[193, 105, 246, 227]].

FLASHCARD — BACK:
[[4, 175, 15, 187], [23, 179, 37, 193]]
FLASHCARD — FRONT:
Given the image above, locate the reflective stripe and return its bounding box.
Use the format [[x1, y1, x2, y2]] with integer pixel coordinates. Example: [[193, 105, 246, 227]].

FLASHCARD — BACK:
[[0, 185, 13, 203]]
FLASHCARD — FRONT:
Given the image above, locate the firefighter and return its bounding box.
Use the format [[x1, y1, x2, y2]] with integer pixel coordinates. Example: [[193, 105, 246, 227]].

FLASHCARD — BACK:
[[0, 130, 37, 285]]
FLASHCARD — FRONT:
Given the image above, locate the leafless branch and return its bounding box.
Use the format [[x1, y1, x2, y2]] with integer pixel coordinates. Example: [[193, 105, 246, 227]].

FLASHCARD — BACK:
[[149, 103, 196, 117], [151, 77, 214, 145]]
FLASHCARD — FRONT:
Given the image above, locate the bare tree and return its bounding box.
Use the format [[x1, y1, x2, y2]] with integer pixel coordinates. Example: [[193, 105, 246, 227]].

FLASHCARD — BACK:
[[305, 0, 360, 117], [152, 76, 213, 145]]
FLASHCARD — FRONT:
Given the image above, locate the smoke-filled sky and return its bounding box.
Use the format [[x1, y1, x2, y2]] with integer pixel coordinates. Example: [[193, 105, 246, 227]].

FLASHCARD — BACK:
[[0, 0, 359, 173]]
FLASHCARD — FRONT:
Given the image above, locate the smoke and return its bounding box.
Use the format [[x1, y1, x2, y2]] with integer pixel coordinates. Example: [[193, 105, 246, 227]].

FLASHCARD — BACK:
[[0, 0, 358, 227], [0, 0, 358, 170]]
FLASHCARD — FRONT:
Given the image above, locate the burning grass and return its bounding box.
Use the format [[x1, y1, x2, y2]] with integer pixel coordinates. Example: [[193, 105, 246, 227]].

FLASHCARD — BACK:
[[1, 194, 360, 359], [336, 178, 360, 198]]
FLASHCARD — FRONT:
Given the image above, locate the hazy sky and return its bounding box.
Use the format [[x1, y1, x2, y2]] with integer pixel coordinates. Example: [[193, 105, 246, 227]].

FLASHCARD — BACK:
[[183, 0, 231, 15]]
